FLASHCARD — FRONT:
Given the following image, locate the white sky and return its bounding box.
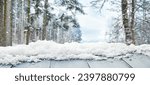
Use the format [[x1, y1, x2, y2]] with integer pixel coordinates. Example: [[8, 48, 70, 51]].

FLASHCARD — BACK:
[[50, 0, 118, 43], [77, 0, 116, 43]]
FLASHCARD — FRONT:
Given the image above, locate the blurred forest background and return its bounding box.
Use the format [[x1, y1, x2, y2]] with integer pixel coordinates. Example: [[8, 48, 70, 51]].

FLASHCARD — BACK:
[[0, 0, 150, 46]]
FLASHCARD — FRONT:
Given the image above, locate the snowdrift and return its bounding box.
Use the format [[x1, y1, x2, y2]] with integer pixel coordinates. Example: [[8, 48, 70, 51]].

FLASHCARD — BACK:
[[0, 41, 150, 65]]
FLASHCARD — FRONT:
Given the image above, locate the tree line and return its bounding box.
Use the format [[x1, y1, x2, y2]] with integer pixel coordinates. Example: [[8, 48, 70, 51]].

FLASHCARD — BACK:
[[0, 0, 84, 46], [105, 0, 150, 45], [1, 0, 150, 46]]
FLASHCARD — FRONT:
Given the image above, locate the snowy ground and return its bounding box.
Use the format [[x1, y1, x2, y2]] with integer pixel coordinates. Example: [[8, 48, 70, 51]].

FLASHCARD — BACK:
[[0, 41, 150, 65]]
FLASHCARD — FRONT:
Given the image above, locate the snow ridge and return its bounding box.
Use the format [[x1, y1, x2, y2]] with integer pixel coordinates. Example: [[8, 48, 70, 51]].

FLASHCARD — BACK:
[[0, 41, 150, 65]]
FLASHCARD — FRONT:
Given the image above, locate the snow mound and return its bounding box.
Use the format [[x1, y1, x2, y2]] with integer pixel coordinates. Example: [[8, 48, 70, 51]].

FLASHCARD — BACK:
[[0, 41, 150, 65]]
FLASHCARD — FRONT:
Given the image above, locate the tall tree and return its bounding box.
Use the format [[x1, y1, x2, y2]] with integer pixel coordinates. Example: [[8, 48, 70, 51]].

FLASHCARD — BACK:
[[6, 0, 12, 46], [91, 0, 136, 45], [130, 0, 135, 44], [0, 0, 6, 46], [42, 0, 48, 40], [11, 0, 17, 45], [25, 0, 31, 45], [121, 0, 136, 45]]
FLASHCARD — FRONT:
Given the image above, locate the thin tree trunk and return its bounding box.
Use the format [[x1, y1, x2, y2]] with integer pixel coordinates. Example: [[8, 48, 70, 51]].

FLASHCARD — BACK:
[[130, 0, 135, 44], [42, 0, 48, 40], [26, 0, 31, 45], [10, 0, 13, 46]]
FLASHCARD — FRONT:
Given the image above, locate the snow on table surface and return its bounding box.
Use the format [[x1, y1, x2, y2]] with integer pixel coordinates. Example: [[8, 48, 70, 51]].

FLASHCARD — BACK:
[[0, 40, 150, 66], [0, 54, 150, 68], [4, 54, 150, 68], [0, 65, 12, 68], [50, 60, 89, 68], [122, 54, 150, 68], [87, 59, 130, 68], [14, 60, 50, 68]]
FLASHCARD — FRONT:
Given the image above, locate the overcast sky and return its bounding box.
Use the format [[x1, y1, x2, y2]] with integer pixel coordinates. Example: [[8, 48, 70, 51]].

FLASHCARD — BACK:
[[77, 0, 116, 43]]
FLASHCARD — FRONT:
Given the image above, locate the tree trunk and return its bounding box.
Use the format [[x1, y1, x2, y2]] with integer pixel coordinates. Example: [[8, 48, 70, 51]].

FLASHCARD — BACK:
[[121, 0, 133, 45], [130, 0, 135, 44], [17, 0, 24, 44], [11, 0, 17, 45], [0, 0, 6, 46], [42, 0, 48, 40], [6, 0, 12, 46], [25, 0, 31, 45]]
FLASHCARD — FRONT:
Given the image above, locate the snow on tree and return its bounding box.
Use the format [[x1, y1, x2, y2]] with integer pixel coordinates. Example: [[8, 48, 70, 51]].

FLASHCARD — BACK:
[[0, 0, 84, 46]]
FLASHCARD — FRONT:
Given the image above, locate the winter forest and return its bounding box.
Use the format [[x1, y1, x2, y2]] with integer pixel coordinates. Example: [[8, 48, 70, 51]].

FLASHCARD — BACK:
[[0, 0, 150, 47], [0, 0, 83, 46]]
